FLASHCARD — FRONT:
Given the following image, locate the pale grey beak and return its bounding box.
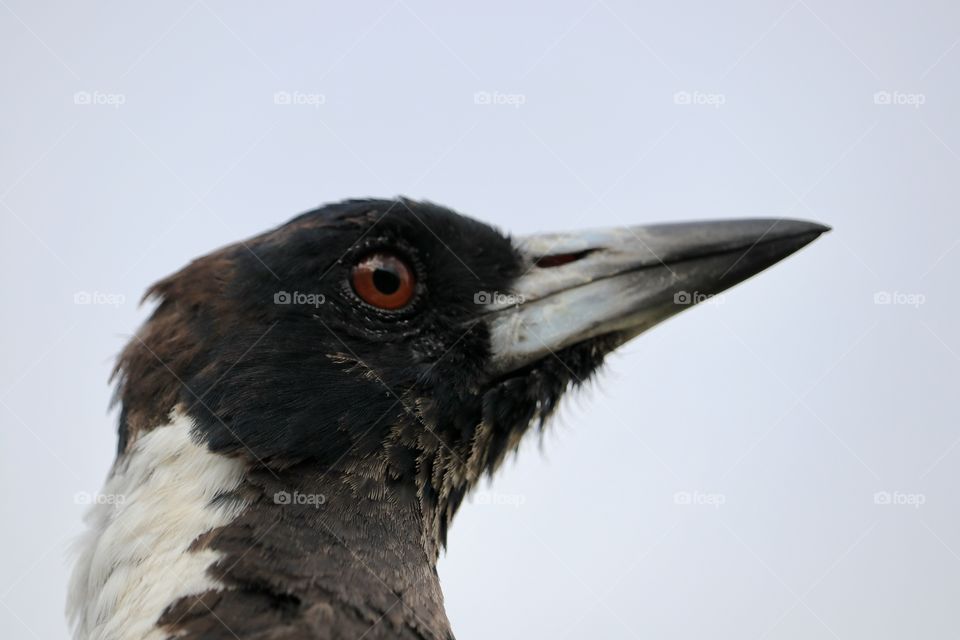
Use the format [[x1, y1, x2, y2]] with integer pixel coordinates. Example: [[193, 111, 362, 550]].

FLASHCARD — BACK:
[[485, 218, 829, 375]]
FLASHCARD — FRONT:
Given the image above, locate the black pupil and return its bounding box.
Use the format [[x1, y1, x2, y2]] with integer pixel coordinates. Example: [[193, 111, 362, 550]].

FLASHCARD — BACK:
[[372, 267, 401, 294]]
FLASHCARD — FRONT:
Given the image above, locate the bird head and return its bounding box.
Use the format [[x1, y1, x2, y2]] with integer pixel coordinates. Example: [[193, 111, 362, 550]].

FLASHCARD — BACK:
[[113, 198, 827, 547], [77, 198, 827, 640]]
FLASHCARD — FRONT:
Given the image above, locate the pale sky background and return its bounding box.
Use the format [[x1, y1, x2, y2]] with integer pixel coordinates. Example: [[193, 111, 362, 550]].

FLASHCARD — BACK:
[[2, 1, 959, 639]]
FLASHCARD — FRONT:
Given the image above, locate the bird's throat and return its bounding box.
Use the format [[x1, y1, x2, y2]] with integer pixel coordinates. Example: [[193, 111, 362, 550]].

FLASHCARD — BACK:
[[161, 464, 455, 639], [69, 412, 456, 640]]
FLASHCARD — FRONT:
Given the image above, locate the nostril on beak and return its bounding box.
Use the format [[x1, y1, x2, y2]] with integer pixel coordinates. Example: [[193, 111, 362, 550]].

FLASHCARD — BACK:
[[534, 249, 596, 268]]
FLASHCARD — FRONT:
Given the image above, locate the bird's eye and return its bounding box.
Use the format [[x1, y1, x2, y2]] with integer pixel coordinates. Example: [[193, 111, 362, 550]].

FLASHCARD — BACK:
[[350, 252, 416, 310]]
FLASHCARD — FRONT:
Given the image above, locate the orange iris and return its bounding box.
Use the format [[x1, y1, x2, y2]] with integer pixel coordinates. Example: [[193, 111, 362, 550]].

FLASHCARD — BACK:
[[350, 252, 416, 310]]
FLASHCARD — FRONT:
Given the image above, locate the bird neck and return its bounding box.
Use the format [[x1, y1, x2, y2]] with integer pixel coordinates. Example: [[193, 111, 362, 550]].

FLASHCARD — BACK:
[[161, 464, 455, 639], [69, 414, 456, 640]]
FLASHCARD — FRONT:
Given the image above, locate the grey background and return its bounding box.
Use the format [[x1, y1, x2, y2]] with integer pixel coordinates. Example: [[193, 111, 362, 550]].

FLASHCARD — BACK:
[[2, 1, 958, 638]]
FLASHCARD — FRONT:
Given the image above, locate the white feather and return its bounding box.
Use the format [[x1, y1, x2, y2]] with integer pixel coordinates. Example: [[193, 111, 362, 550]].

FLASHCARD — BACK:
[[67, 410, 247, 640]]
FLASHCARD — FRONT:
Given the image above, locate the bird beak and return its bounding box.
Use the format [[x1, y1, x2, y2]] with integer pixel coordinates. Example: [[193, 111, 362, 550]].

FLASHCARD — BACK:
[[485, 218, 830, 375]]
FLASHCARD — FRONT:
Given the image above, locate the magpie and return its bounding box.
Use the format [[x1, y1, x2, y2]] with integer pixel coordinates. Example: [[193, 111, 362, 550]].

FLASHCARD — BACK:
[[69, 198, 827, 640]]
